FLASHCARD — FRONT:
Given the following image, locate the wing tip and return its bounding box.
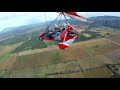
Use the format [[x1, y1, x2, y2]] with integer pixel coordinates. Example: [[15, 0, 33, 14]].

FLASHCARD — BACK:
[[58, 43, 69, 49]]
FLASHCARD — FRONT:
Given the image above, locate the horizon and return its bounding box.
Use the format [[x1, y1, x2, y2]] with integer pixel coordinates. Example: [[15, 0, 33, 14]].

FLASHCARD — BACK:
[[0, 12, 120, 32]]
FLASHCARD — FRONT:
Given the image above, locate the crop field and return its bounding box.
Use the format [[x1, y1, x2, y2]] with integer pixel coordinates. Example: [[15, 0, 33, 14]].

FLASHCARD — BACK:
[[0, 37, 120, 78], [106, 31, 120, 43], [4, 62, 114, 78], [0, 38, 117, 78], [0, 54, 17, 71], [12, 50, 62, 69], [11, 32, 58, 53], [0, 42, 23, 62], [15, 38, 120, 67]]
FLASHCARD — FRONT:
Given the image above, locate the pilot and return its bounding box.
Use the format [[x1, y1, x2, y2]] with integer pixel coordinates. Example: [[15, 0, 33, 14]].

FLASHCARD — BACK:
[[52, 27, 61, 38]]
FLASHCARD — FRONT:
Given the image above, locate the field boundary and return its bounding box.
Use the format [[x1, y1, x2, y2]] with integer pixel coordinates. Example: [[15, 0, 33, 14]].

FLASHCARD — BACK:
[[104, 38, 120, 46]]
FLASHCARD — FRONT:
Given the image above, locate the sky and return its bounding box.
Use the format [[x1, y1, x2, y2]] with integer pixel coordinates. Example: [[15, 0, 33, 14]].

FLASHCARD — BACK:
[[0, 12, 120, 31]]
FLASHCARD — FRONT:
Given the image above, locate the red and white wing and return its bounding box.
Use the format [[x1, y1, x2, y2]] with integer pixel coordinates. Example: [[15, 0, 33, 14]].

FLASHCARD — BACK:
[[64, 12, 88, 22], [58, 35, 77, 49]]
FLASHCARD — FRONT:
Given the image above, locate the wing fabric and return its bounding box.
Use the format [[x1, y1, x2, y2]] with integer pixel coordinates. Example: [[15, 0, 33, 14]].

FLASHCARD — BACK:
[[64, 12, 88, 22]]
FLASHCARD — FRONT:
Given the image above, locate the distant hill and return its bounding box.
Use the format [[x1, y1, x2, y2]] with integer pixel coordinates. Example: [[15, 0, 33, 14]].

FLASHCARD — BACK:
[[0, 23, 45, 34], [47, 16, 120, 28], [88, 16, 120, 28], [0, 15, 120, 39], [89, 16, 120, 21], [0, 23, 46, 39]]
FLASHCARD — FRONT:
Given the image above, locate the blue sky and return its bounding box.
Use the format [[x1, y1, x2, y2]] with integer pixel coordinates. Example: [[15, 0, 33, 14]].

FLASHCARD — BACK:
[[0, 12, 120, 31]]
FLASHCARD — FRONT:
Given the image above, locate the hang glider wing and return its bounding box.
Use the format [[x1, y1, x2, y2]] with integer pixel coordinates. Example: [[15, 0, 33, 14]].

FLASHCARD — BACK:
[[64, 12, 88, 22]]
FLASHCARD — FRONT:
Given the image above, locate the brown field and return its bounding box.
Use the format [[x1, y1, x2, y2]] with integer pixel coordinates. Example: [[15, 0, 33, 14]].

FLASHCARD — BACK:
[[106, 49, 120, 63], [13, 50, 59, 69], [0, 42, 24, 70], [46, 72, 85, 78], [0, 42, 23, 56], [18, 46, 59, 56], [105, 31, 120, 43], [83, 67, 113, 78], [0, 54, 17, 70], [76, 55, 114, 70], [46, 67, 113, 78], [107, 35, 120, 43], [0, 51, 3, 56], [7, 59, 112, 78], [13, 38, 120, 70], [110, 31, 120, 36]]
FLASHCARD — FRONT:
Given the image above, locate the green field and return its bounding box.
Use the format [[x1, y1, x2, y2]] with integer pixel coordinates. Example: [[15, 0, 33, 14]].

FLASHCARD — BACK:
[[11, 32, 58, 53]]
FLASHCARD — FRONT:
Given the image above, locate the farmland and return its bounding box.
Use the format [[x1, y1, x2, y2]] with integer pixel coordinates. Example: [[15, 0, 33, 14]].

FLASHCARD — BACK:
[[11, 32, 58, 53], [0, 38, 119, 78], [106, 31, 120, 43], [0, 25, 120, 78]]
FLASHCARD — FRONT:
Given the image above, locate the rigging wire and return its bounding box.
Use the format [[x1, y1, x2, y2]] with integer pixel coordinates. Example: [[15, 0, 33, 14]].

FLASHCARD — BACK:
[[62, 12, 69, 41], [58, 14, 62, 26], [62, 12, 68, 24], [45, 12, 62, 32], [44, 12, 48, 27]]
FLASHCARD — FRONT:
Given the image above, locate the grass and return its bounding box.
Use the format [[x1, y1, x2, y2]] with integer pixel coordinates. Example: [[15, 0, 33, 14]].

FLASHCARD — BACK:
[[80, 42, 105, 56], [50, 51, 60, 61], [14, 51, 61, 69], [82, 47, 96, 56], [11, 33, 48, 53], [17, 55, 30, 62], [84, 67, 113, 78]]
